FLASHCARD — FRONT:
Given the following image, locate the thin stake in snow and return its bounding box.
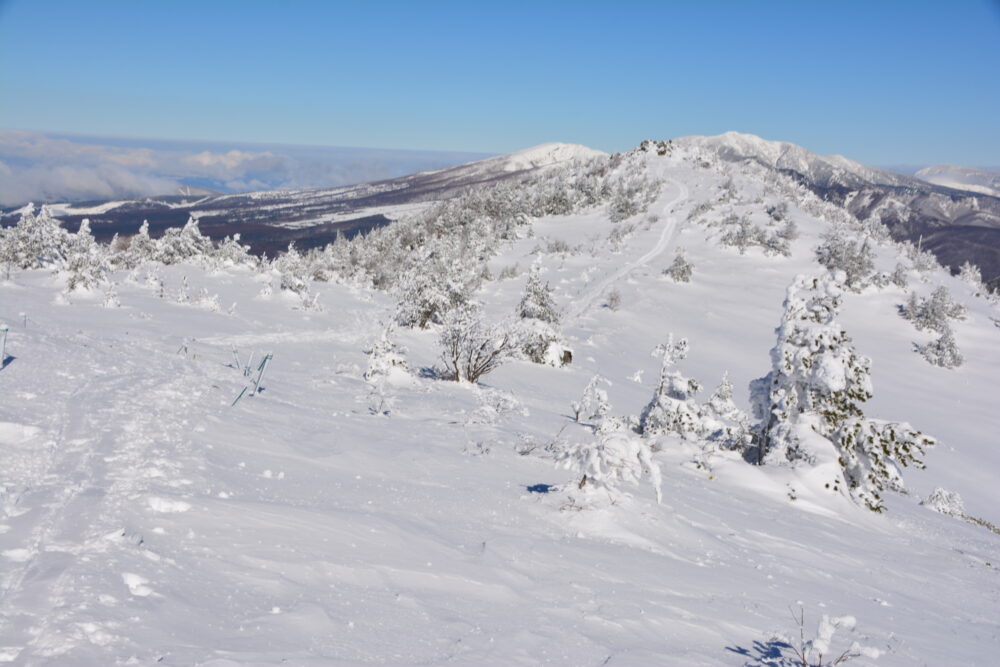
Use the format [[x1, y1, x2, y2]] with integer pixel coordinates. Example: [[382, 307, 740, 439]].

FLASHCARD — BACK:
[[231, 346, 243, 372], [231, 385, 248, 407], [250, 353, 273, 396], [0, 324, 8, 367]]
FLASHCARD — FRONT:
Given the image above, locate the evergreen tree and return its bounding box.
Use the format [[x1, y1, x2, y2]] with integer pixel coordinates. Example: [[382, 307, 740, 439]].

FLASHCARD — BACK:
[[518, 264, 560, 324], [750, 272, 934, 511]]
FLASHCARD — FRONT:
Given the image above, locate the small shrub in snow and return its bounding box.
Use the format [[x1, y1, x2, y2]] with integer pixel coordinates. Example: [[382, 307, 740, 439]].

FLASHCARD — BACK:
[[607, 222, 636, 251], [664, 249, 693, 282], [916, 325, 963, 368], [572, 375, 611, 423], [559, 428, 662, 505], [438, 304, 516, 383], [102, 282, 120, 308], [497, 263, 520, 280], [923, 487, 965, 517], [605, 289, 622, 311], [720, 216, 760, 255], [364, 324, 408, 384], [785, 607, 882, 666]]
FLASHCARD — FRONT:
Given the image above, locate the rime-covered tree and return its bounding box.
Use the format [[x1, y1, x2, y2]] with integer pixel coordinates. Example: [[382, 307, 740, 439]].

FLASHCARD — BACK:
[[559, 429, 662, 505], [0, 204, 70, 274], [901, 286, 966, 333], [702, 373, 752, 451], [438, 303, 516, 383], [518, 264, 559, 324], [665, 249, 693, 282], [814, 229, 874, 291], [750, 272, 934, 511], [572, 375, 611, 423], [638, 336, 703, 439], [155, 217, 214, 265], [917, 325, 964, 368], [63, 219, 108, 291]]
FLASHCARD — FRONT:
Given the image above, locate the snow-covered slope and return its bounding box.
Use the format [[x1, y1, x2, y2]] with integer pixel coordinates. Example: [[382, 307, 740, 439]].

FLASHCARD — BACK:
[[1, 142, 999, 665], [916, 164, 1000, 197], [675, 131, 915, 189]]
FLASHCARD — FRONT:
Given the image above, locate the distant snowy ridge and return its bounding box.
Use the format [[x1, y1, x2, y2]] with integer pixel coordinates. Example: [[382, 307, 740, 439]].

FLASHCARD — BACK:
[[916, 164, 1000, 197], [675, 131, 915, 189], [494, 142, 608, 172]]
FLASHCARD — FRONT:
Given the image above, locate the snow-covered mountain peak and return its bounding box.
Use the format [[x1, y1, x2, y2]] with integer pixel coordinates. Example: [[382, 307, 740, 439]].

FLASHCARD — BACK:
[[916, 164, 1000, 197], [675, 131, 913, 189], [495, 142, 608, 172]]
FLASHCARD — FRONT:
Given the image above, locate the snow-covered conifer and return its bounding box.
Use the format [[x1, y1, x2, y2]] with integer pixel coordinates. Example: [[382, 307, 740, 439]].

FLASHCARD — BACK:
[[702, 372, 752, 451], [900, 286, 966, 333], [518, 264, 559, 324], [957, 261, 983, 288], [638, 336, 704, 439], [750, 272, 934, 511], [156, 217, 214, 265], [364, 324, 408, 384], [118, 221, 158, 269], [814, 229, 874, 291], [572, 375, 611, 423], [63, 219, 108, 291], [917, 325, 964, 368], [665, 249, 693, 282]]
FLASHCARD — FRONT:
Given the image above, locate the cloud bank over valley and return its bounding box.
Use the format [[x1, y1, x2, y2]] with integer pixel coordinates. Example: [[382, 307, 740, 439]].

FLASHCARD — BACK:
[[0, 130, 491, 206]]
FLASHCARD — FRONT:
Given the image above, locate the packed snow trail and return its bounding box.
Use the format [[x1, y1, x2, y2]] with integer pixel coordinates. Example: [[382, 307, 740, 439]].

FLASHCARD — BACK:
[[567, 177, 689, 321], [0, 324, 234, 662]]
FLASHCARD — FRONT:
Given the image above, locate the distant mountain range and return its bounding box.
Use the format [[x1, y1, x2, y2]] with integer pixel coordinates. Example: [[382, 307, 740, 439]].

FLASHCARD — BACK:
[[3, 132, 999, 290]]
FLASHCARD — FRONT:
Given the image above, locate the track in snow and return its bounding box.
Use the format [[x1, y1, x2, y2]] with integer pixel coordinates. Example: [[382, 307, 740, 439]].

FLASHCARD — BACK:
[[566, 178, 689, 321]]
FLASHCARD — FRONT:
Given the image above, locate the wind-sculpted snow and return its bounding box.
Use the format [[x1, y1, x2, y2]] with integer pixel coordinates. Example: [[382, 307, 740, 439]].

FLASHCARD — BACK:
[[0, 140, 999, 664]]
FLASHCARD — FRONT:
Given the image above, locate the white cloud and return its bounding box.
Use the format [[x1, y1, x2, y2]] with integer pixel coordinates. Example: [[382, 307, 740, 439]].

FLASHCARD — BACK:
[[0, 130, 491, 206]]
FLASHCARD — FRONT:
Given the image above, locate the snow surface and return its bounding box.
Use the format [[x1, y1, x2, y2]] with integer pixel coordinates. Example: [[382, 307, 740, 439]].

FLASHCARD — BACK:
[[1, 145, 999, 665]]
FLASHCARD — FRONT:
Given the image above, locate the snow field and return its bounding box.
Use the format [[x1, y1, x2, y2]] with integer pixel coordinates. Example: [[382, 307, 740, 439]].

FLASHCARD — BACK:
[[0, 146, 998, 664]]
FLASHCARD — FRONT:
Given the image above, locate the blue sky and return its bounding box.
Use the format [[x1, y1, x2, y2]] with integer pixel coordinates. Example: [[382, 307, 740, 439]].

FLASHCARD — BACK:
[[1, 0, 998, 166]]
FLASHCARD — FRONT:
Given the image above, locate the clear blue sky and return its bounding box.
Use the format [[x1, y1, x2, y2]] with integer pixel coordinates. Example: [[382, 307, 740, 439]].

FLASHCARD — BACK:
[[1, 0, 998, 166]]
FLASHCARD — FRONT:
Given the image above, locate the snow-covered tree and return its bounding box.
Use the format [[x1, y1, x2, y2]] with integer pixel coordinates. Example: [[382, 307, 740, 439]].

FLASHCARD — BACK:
[[0, 204, 70, 275], [572, 375, 611, 424], [214, 234, 256, 269], [957, 261, 983, 289], [664, 248, 693, 282], [900, 286, 966, 333], [272, 243, 321, 310], [63, 219, 108, 291], [638, 336, 703, 440], [438, 304, 516, 383], [916, 325, 964, 368], [155, 216, 214, 265], [515, 263, 571, 365], [117, 221, 158, 269], [364, 324, 408, 384], [750, 272, 934, 511], [814, 229, 875, 291], [559, 428, 662, 505], [701, 373, 752, 451], [518, 264, 559, 323]]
